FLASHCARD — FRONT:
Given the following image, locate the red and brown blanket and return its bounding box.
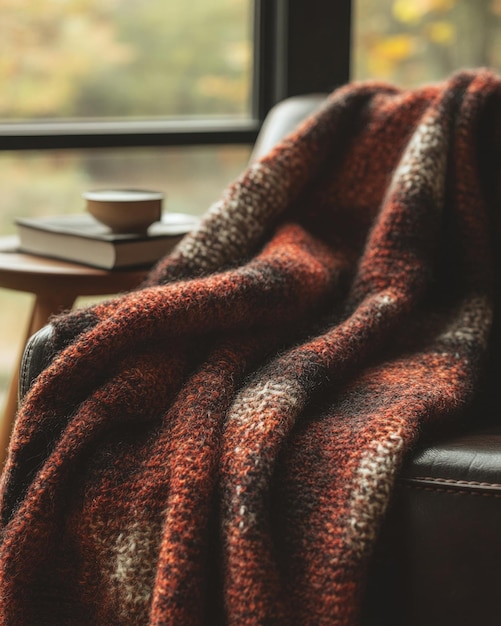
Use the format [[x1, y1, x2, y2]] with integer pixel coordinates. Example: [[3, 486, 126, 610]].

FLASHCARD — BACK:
[[1, 69, 500, 625]]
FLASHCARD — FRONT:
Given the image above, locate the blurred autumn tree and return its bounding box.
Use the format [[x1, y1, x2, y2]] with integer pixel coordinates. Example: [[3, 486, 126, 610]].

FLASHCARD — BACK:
[[354, 0, 501, 86], [0, 0, 252, 121], [76, 0, 252, 118], [0, 0, 132, 119]]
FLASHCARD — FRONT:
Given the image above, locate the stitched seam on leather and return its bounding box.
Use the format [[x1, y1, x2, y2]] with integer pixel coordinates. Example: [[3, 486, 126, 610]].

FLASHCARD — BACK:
[[19, 337, 37, 401], [399, 483, 501, 498], [411, 476, 501, 489]]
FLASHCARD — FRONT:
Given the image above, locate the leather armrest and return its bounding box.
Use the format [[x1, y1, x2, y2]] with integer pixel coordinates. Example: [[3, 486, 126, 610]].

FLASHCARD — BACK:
[[250, 94, 326, 161], [18, 324, 55, 402], [363, 423, 501, 626]]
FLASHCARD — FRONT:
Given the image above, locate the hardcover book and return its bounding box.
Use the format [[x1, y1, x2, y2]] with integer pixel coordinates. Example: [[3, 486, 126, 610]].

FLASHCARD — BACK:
[[15, 212, 199, 269]]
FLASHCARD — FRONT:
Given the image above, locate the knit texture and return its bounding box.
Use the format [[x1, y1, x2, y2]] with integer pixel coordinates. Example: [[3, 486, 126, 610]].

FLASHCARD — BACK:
[[1, 69, 501, 625]]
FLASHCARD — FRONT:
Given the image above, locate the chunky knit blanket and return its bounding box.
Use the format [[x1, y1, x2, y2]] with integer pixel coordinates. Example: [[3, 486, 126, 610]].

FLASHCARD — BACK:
[[1, 69, 500, 625]]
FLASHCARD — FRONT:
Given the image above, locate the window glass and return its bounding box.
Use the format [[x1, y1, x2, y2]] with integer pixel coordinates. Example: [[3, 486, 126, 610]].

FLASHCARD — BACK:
[[1, 0, 253, 122], [353, 0, 501, 86]]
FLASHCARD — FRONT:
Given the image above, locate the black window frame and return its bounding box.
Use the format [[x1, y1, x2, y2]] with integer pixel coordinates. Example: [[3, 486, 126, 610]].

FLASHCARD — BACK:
[[0, 0, 351, 152]]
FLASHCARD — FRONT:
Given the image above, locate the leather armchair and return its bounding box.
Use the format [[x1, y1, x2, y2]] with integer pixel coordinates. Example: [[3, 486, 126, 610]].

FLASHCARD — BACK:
[[18, 96, 501, 626]]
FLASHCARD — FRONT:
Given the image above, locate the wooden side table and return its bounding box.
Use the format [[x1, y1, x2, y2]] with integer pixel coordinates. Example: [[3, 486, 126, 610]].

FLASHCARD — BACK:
[[0, 236, 149, 468]]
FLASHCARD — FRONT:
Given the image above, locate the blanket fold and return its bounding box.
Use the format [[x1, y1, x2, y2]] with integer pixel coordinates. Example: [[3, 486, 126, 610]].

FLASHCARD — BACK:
[[1, 69, 500, 625]]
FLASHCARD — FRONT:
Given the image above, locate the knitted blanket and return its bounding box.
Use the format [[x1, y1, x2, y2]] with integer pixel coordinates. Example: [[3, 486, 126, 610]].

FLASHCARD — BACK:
[[1, 69, 500, 625]]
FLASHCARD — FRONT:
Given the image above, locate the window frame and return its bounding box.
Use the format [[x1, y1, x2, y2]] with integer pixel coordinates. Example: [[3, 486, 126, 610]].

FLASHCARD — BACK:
[[0, 0, 351, 151]]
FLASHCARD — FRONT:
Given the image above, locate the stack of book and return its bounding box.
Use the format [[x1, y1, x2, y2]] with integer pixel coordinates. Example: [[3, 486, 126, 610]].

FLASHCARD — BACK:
[[15, 212, 200, 270]]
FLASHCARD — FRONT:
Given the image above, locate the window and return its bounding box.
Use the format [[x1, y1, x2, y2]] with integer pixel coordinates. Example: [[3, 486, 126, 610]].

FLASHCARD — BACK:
[[0, 1, 350, 228]]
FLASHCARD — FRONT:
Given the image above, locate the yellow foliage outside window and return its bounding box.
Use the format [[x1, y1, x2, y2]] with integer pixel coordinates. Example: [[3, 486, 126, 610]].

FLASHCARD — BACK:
[[373, 34, 417, 61], [393, 0, 455, 24], [425, 21, 456, 44], [355, 0, 500, 87]]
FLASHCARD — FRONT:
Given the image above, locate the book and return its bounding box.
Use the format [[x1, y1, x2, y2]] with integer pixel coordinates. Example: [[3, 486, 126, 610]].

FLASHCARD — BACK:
[[15, 212, 199, 269]]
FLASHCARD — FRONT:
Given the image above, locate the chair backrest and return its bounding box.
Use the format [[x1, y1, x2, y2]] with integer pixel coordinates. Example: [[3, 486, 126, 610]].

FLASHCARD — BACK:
[[250, 94, 326, 161]]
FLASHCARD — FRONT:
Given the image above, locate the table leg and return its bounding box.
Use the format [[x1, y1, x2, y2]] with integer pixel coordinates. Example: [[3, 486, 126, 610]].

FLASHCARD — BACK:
[[0, 293, 76, 469]]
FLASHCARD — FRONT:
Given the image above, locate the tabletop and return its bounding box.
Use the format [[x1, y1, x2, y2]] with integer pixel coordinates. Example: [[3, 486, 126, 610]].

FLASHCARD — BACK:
[[0, 235, 149, 296]]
